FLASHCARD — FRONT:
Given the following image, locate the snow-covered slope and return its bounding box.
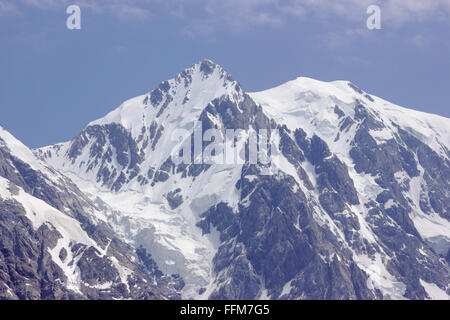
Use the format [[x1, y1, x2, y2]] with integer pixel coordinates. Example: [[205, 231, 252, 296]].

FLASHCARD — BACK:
[[36, 60, 450, 300], [0, 174, 99, 295], [250, 77, 449, 159], [250, 78, 450, 299], [250, 77, 450, 243], [0, 126, 181, 299]]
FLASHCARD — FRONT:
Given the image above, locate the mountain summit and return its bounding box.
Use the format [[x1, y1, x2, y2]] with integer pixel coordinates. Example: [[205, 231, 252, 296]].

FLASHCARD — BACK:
[[22, 60, 450, 299]]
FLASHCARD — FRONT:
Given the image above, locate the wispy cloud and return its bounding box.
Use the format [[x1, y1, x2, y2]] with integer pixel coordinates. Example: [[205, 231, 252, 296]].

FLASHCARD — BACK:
[[20, 0, 64, 9], [204, 0, 283, 28], [187, 0, 450, 30], [406, 34, 427, 48], [381, 0, 450, 24], [108, 4, 151, 21], [172, 0, 450, 39], [2, 0, 450, 33], [0, 0, 19, 17], [276, 0, 450, 25], [334, 55, 375, 68], [2, 0, 153, 21], [317, 28, 373, 49]]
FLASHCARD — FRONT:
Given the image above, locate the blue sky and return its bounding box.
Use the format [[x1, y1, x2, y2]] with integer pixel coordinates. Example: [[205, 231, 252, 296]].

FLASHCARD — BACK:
[[1, 0, 449, 148]]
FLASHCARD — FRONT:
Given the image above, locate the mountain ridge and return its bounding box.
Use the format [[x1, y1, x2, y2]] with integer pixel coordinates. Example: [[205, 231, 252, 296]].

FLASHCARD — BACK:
[[0, 125, 183, 299], [3, 59, 448, 299]]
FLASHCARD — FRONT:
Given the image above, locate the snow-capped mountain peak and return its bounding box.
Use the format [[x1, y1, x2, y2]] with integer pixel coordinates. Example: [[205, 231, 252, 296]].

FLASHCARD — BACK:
[[38, 59, 247, 191], [90, 59, 240, 132], [34, 61, 450, 300], [250, 76, 450, 159], [35, 60, 261, 298]]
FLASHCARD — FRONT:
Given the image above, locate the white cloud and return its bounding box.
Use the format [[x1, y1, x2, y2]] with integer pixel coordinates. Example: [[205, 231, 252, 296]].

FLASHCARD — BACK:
[[0, 0, 19, 16], [168, 0, 450, 38], [109, 4, 151, 21], [10, 0, 153, 21], [4, 0, 450, 30], [317, 28, 372, 49], [406, 34, 427, 48], [203, 0, 283, 30], [20, 0, 65, 9]]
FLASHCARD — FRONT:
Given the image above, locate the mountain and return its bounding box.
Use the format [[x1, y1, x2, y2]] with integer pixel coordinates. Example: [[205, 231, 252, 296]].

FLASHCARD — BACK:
[[34, 59, 449, 300], [0, 125, 183, 299]]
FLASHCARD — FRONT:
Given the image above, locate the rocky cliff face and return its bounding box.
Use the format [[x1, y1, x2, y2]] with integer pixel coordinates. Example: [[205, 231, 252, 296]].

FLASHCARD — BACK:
[[0, 126, 182, 300], [30, 60, 450, 300]]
